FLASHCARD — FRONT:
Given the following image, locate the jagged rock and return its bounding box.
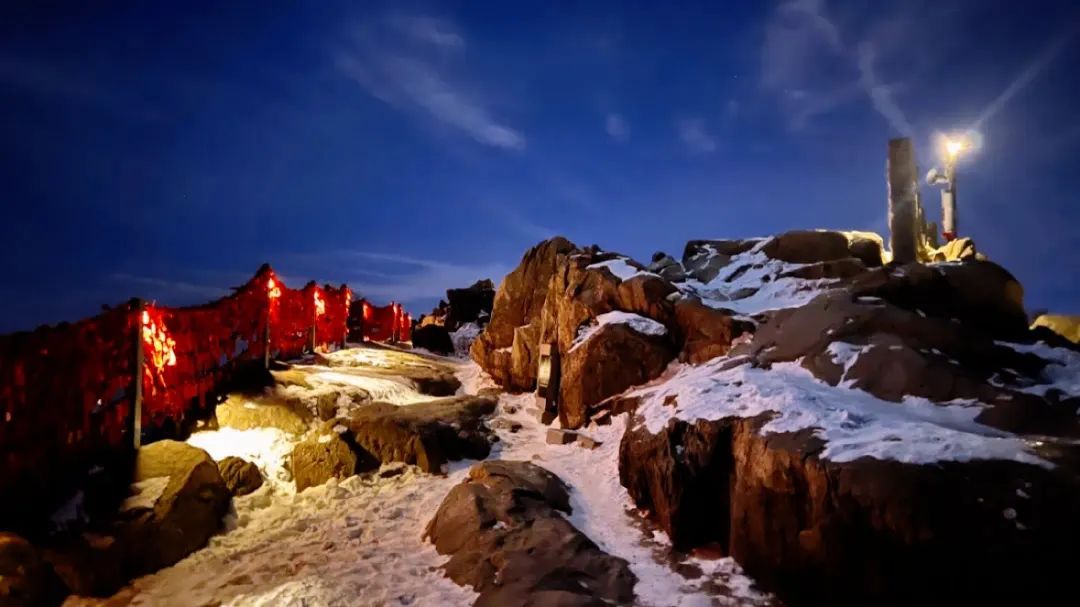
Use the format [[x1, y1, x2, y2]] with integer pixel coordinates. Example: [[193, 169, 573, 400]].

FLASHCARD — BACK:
[[1032, 313, 1080, 343], [648, 252, 687, 282], [471, 237, 579, 390], [682, 239, 760, 283], [337, 395, 497, 473], [779, 257, 868, 281], [217, 457, 263, 497], [619, 412, 1080, 605], [425, 461, 636, 606], [446, 279, 496, 330], [215, 394, 308, 435], [291, 432, 361, 492], [559, 321, 675, 429], [0, 532, 65, 607], [411, 324, 454, 356], [738, 282, 1077, 436]]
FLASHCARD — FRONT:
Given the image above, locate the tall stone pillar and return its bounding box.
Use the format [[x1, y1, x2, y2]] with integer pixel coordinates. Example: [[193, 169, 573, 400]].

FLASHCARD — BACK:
[[888, 137, 919, 264]]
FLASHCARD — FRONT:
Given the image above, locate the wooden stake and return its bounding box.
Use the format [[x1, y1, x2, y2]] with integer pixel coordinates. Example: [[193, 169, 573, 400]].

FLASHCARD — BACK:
[[132, 299, 144, 450]]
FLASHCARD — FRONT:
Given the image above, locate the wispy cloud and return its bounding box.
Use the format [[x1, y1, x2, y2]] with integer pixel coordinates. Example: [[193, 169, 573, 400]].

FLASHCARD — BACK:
[[289, 250, 510, 305], [109, 273, 231, 302], [676, 118, 717, 153], [336, 14, 525, 151], [605, 113, 629, 141], [475, 199, 562, 242], [761, 0, 915, 135]]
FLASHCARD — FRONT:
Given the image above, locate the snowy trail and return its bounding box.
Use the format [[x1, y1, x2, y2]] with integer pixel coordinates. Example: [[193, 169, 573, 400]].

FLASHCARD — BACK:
[[113, 353, 477, 607], [100, 348, 768, 607]]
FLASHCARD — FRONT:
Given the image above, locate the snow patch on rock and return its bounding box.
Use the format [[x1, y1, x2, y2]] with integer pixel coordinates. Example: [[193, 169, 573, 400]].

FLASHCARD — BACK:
[[572, 311, 668, 351], [632, 357, 1049, 467], [587, 258, 658, 282]]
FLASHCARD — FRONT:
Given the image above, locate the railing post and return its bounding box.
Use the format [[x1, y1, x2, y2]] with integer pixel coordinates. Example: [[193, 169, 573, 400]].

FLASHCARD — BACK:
[[264, 296, 271, 369], [132, 299, 144, 450]]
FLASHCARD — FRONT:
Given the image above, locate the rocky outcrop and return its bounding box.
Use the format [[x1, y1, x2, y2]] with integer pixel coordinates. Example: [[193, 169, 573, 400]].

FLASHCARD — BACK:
[[0, 533, 65, 607], [446, 279, 496, 329], [619, 411, 1080, 605], [425, 461, 636, 606], [682, 239, 760, 283], [291, 432, 362, 492], [337, 395, 497, 473], [217, 457, 263, 497], [559, 321, 674, 428], [673, 297, 750, 364], [1032, 313, 1080, 344], [411, 324, 454, 356], [471, 237, 579, 390]]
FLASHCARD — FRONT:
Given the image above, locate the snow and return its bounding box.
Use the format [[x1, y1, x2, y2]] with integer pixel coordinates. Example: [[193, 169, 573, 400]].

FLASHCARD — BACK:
[[111, 347, 773, 606], [489, 388, 772, 606], [187, 427, 297, 495], [678, 240, 838, 316], [121, 477, 170, 512], [632, 357, 1049, 467], [587, 257, 657, 282], [121, 350, 477, 607], [572, 310, 668, 351], [449, 322, 482, 357], [995, 340, 1080, 398]]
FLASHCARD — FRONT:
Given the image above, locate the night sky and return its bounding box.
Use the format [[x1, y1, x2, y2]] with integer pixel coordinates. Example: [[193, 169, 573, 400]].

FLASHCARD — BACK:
[[2, 1, 1078, 332]]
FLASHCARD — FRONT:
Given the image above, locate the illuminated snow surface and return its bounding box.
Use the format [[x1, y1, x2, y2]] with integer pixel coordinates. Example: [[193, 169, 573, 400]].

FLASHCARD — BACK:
[[98, 348, 773, 607], [572, 310, 669, 351]]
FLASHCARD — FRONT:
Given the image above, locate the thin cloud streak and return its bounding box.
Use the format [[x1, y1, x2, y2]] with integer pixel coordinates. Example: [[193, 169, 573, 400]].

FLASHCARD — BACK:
[[336, 14, 525, 151], [972, 28, 1076, 130], [676, 118, 717, 153]]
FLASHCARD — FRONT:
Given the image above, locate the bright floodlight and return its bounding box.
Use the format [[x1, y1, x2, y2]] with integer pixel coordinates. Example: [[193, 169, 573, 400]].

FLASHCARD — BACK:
[[945, 138, 966, 158]]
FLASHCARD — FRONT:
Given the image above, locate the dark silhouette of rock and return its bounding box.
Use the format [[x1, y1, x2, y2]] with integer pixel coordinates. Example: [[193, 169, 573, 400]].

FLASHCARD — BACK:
[[425, 461, 636, 606], [217, 457, 263, 497], [0, 532, 65, 607], [411, 324, 454, 356], [445, 279, 496, 329]]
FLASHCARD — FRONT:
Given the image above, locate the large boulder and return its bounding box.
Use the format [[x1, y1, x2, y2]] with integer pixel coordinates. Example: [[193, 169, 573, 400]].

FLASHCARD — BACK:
[[411, 324, 454, 356], [0, 533, 65, 607], [217, 457, 263, 497], [291, 432, 362, 492], [761, 230, 852, 264], [425, 461, 636, 606], [337, 395, 497, 473], [215, 394, 309, 435], [124, 441, 231, 571], [559, 318, 675, 428], [619, 407, 1080, 605], [471, 237, 579, 390]]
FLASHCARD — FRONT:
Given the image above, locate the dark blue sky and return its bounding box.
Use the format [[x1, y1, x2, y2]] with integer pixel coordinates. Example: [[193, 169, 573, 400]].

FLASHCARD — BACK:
[[2, 1, 1078, 331]]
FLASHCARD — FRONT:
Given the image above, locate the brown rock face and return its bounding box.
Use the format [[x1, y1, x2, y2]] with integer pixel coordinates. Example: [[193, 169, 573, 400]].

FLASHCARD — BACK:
[[559, 322, 674, 429], [425, 461, 636, 606], [471, 237, 579, 390], [619, 414, 1080, 605], [0, 532, 64, 607], [338, 395, 497, 473], [291, 432, 361, 492], [761, 230, 852, 264], [215, 394, 309, 435], [126, 441, 231, 572], [217, 456, 263, 496]]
